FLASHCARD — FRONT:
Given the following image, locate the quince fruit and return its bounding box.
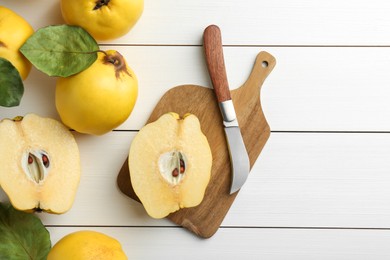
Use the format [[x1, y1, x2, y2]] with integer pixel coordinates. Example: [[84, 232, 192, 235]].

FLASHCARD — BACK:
[[61, 0, 144, 41], [129, 113, 212, 219], [0, 6, 34, 80], [56, 50, 138, 135], [48, 230, 127, 260], [0, 114, 81, 213]]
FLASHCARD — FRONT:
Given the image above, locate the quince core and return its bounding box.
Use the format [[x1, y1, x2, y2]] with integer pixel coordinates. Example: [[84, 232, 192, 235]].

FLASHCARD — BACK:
[[129, 113, 212, 219], [0, 114, 81, 213]]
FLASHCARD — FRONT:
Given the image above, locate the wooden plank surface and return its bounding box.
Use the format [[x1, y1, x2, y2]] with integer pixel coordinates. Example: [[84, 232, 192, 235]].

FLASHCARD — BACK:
[[2, 0, 390, 258], [3, 46, 390, 131], [1, 132, 389, 229], [6, 0, 390, 45], [47, 226, 390, 260]]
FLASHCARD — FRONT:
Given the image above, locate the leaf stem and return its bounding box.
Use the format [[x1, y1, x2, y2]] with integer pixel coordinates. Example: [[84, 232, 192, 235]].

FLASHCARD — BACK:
[[99, 50, 119, 65], [96, 49, 108, 56]]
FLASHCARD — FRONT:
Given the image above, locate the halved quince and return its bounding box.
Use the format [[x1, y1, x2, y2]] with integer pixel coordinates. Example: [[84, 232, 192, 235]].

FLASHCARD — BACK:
[[129, 113, 212, 219], [0, 114, 81, 213]]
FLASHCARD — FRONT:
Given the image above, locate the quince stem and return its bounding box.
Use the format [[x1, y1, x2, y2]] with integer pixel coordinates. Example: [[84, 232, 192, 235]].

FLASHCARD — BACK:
[[93, 0, 110, 10]]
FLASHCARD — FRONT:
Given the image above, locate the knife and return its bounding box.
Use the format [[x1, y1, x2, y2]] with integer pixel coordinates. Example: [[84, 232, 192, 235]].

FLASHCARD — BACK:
[[203, 25, 250, 194]]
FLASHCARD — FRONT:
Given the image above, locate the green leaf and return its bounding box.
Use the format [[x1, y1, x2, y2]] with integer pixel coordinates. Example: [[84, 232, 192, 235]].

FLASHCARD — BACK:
[[0, 203, 51, 260], [20, 25, 99, 77], [0, 58, 24, 107]]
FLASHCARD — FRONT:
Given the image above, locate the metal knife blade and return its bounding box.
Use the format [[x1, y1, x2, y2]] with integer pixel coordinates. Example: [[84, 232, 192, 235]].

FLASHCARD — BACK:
[[203, 25, 250, 194]]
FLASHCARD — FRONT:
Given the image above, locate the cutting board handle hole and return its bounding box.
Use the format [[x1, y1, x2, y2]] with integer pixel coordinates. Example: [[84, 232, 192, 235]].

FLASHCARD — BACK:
[[262, 60, 269, 68]]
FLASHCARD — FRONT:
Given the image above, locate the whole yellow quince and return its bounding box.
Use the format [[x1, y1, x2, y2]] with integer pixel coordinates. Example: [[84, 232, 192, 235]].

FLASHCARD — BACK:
[[47, 230, 127, 260], [61, 0, 144, 41], [0, 6, 34, 80], [55, 50, 138, 135]]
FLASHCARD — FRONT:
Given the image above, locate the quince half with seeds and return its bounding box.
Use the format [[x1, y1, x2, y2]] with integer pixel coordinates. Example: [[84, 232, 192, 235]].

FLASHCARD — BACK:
[[129, 112, 212, 219], [0, 114, 81, 213]]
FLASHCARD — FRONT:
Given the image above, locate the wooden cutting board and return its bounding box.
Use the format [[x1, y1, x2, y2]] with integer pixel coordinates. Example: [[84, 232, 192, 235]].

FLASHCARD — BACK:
[[117, 51, 275, 238]]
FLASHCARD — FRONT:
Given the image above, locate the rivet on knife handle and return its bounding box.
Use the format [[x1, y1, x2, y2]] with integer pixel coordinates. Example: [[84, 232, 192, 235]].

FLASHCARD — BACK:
[[203, 24, 250, 194]]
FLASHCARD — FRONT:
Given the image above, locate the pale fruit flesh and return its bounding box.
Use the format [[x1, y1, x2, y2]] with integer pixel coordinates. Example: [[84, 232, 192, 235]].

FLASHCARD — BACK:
[[47, 230, 127, 260], [0, 114, 81, 213], [129, 113, 212, 219]]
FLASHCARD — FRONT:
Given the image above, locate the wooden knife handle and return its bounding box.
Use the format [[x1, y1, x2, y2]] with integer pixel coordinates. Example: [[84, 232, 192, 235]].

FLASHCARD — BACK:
[[203, 25, 231, 103]]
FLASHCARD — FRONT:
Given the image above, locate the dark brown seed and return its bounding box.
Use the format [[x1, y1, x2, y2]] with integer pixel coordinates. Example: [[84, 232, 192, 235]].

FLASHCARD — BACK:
[[28, 154, 33, 164], [42, 154, 50, 168], [180, 159, 185, 173], [172, 168, 179, 177]]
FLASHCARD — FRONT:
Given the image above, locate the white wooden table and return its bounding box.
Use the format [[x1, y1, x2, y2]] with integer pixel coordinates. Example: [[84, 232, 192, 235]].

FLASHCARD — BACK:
[[3, 0, 390, 259]]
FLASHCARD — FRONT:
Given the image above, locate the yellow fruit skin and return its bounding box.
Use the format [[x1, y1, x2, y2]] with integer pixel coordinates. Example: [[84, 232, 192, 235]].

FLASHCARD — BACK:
[[55, 50, 138, 135], [61, 0, 144, 41], [47, 230, 127, 260], [0, 6, 34, 80]]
